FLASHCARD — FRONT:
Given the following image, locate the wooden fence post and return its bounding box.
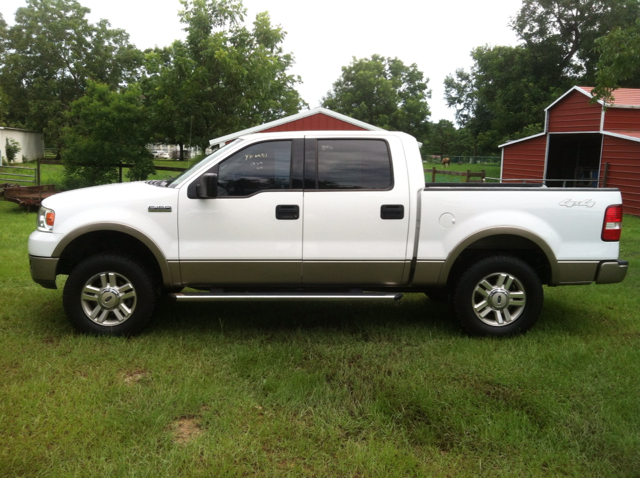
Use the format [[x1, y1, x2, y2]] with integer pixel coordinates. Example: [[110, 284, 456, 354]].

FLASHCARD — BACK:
[[119, 162, 123, 183], [432, 167, 436, 183], [37, 158, 41, 186]]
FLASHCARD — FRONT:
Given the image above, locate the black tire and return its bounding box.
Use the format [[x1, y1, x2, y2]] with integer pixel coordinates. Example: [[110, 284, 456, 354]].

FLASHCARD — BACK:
[[63, 253, 156, 336], [453, 255, 543, 337]]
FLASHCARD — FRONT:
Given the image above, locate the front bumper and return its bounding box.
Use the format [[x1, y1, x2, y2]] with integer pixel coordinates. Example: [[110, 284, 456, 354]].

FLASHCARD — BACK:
[[595, 260, 628, 284], [29, 255, 59, 289]]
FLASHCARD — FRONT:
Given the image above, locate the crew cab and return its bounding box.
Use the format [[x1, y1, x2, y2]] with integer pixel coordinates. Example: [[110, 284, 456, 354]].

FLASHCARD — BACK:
[[28, 131, 628, 336]]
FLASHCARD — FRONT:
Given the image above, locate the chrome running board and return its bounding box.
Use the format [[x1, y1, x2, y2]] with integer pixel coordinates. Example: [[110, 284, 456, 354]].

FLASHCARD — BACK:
[[169, 291, 403, 302]]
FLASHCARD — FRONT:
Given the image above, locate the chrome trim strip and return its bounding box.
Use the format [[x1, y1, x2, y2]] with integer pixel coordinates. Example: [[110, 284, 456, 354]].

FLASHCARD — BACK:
[[171, 292, 404, 302]]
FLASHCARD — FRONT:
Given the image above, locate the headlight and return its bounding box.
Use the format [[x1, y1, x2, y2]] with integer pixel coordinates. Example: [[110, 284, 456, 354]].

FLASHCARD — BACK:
[[37, 206, 55, 232]]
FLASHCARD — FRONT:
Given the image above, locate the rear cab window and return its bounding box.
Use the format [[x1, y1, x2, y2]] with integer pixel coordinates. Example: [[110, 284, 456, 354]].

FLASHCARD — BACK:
[[306, 139, 393, 190]]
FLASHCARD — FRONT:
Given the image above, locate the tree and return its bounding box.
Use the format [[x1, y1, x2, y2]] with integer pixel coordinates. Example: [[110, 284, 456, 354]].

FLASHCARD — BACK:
[[445, 0, 640, 150], [445, 45, 561, 152], [511, 0, 639, 83], [424, 120, 476, 157], [322, 55, 431, 141], [0, 0, 143, 151], [142, 0, 306, 154], [592, 19, 640, 103], [62, 81, 155, 187]]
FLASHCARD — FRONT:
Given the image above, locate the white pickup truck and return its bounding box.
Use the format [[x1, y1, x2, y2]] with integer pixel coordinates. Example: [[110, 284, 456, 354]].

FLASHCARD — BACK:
[[28, 131, 628, 337]]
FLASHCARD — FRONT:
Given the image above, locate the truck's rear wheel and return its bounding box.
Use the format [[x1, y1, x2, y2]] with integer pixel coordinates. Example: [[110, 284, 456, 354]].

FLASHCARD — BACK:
[[63, 254, 156, 335], [453, 255, 543, 337]]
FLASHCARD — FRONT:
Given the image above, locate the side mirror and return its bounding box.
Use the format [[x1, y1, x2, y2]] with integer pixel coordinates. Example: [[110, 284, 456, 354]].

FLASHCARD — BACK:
[[196, 173, 218, 198]]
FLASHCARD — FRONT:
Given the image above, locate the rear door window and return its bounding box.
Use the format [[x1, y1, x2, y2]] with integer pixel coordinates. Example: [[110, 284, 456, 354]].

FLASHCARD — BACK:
[[315, 139, 392, 190]]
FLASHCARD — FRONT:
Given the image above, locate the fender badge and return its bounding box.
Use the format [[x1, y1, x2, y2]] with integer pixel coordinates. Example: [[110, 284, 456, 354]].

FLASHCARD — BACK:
[[560, 199, 596, 208], [148, 206, 172, 212]]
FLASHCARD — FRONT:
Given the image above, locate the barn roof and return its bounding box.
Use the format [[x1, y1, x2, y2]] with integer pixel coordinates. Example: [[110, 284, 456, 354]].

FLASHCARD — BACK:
[[578, 86, 640, 108], [500, 86, 640, 148], [209, 107, 385, 147]]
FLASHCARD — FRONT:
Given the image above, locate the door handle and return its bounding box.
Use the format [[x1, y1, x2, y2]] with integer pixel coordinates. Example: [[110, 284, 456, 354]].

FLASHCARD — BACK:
[[276, 205, 300, 220], [380, 205, 404, 220]]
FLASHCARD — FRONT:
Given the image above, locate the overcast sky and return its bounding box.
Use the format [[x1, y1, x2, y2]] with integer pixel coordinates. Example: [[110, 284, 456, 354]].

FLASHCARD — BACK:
[[2, 0, 523, 123]]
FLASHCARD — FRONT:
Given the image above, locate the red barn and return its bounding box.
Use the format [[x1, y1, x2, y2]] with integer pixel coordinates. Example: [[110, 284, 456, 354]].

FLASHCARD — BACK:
[[209, 107, 385, 148], [500, 86, 640, 216]]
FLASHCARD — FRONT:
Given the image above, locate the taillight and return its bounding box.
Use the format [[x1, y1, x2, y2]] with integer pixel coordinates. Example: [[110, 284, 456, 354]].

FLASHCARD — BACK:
[[602, 205, 622, 241]]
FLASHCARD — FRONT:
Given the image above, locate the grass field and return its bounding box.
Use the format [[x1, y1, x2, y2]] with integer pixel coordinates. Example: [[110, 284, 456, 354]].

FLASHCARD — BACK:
[[1, 199, 639, 477], [424, 162, 502, 183]]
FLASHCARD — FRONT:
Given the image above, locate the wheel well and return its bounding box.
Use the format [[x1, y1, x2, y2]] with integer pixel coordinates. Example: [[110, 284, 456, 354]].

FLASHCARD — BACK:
[[446, 234, 552, 288], [57, 231, 163, 283]]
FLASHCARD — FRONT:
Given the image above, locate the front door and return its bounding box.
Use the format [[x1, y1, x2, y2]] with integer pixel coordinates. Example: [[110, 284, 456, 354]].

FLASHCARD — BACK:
[[178, 139, 304, 286]]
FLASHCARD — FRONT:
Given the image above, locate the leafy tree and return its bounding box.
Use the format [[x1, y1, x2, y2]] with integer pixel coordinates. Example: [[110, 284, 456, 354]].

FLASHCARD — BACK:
[[62, 81, 155, 187], [0, 0, 143, 152], [445, 0, 640, 150], [592, 19, 640, 103], [142, 0, 306, 154], [445, 45, 566, 151], [322, 55, 431, 141], [512, 0, 639, 83], [424, 120, 477, 157]]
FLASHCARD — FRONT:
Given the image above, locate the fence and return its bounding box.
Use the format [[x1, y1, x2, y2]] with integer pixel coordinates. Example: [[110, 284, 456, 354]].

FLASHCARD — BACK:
[[428, 167, 486, 183], [0, 164, 38, 185], [424, 155, 501, 165], [38, 159, 188, 183]]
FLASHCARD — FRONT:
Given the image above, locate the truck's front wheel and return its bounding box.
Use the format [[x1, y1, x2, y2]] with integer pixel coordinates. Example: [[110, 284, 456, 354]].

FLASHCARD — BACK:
[[453, 255, 543, 337], [63, 254, 156, 336]]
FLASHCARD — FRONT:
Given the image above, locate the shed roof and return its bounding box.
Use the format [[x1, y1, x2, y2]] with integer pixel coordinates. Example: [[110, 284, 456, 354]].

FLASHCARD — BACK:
[[500, 86, 640, 148], [578, 86, 640, 108], [209, 107, 386, 147]]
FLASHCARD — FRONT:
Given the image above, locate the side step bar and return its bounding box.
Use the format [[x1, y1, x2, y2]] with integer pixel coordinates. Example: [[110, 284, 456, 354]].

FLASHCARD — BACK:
[[169, 291, 404, 302]]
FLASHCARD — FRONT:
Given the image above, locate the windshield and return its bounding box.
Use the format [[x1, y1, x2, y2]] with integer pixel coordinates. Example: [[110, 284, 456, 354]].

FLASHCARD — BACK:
[[167, 139, 244, 188]]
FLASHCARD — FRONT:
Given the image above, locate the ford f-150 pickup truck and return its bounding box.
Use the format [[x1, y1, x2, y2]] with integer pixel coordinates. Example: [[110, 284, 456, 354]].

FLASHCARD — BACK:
[[28, 131, 628, 336]]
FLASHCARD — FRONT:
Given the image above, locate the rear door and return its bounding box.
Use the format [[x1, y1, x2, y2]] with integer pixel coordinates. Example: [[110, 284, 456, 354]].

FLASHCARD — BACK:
[[301, 136, 411, 285]]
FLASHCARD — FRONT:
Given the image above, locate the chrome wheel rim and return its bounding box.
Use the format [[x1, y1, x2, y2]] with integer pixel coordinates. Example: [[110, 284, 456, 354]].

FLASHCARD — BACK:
[[472, 272, 526, 327], [80, 272, 137, 326]]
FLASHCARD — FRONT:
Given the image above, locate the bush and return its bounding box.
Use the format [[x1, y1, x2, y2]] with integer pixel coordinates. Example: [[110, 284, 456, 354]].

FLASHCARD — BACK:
[[5, 138, 21, 162]]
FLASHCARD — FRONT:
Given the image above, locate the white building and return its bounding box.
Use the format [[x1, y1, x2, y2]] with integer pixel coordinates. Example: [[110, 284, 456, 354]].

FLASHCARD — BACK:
[[0, 127, 45, 164]]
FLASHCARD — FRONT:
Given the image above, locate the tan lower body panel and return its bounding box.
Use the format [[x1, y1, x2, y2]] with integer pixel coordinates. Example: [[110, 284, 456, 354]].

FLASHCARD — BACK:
[[180, 261, 407, 287], [556, 261, 599, 285], [180, 261, 302, 286], [412, 261, 445, 287], [302, 261, 406, 286]]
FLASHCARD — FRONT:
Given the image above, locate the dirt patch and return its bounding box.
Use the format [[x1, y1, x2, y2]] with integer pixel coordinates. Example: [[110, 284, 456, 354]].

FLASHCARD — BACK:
[[123, 369, 150, 385], [171, 416, 202, 445]]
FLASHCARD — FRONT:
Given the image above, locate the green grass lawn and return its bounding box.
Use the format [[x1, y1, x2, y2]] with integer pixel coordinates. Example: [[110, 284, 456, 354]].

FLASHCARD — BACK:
[[1, 199, 639, 477], [424, 162, 502, 183]]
